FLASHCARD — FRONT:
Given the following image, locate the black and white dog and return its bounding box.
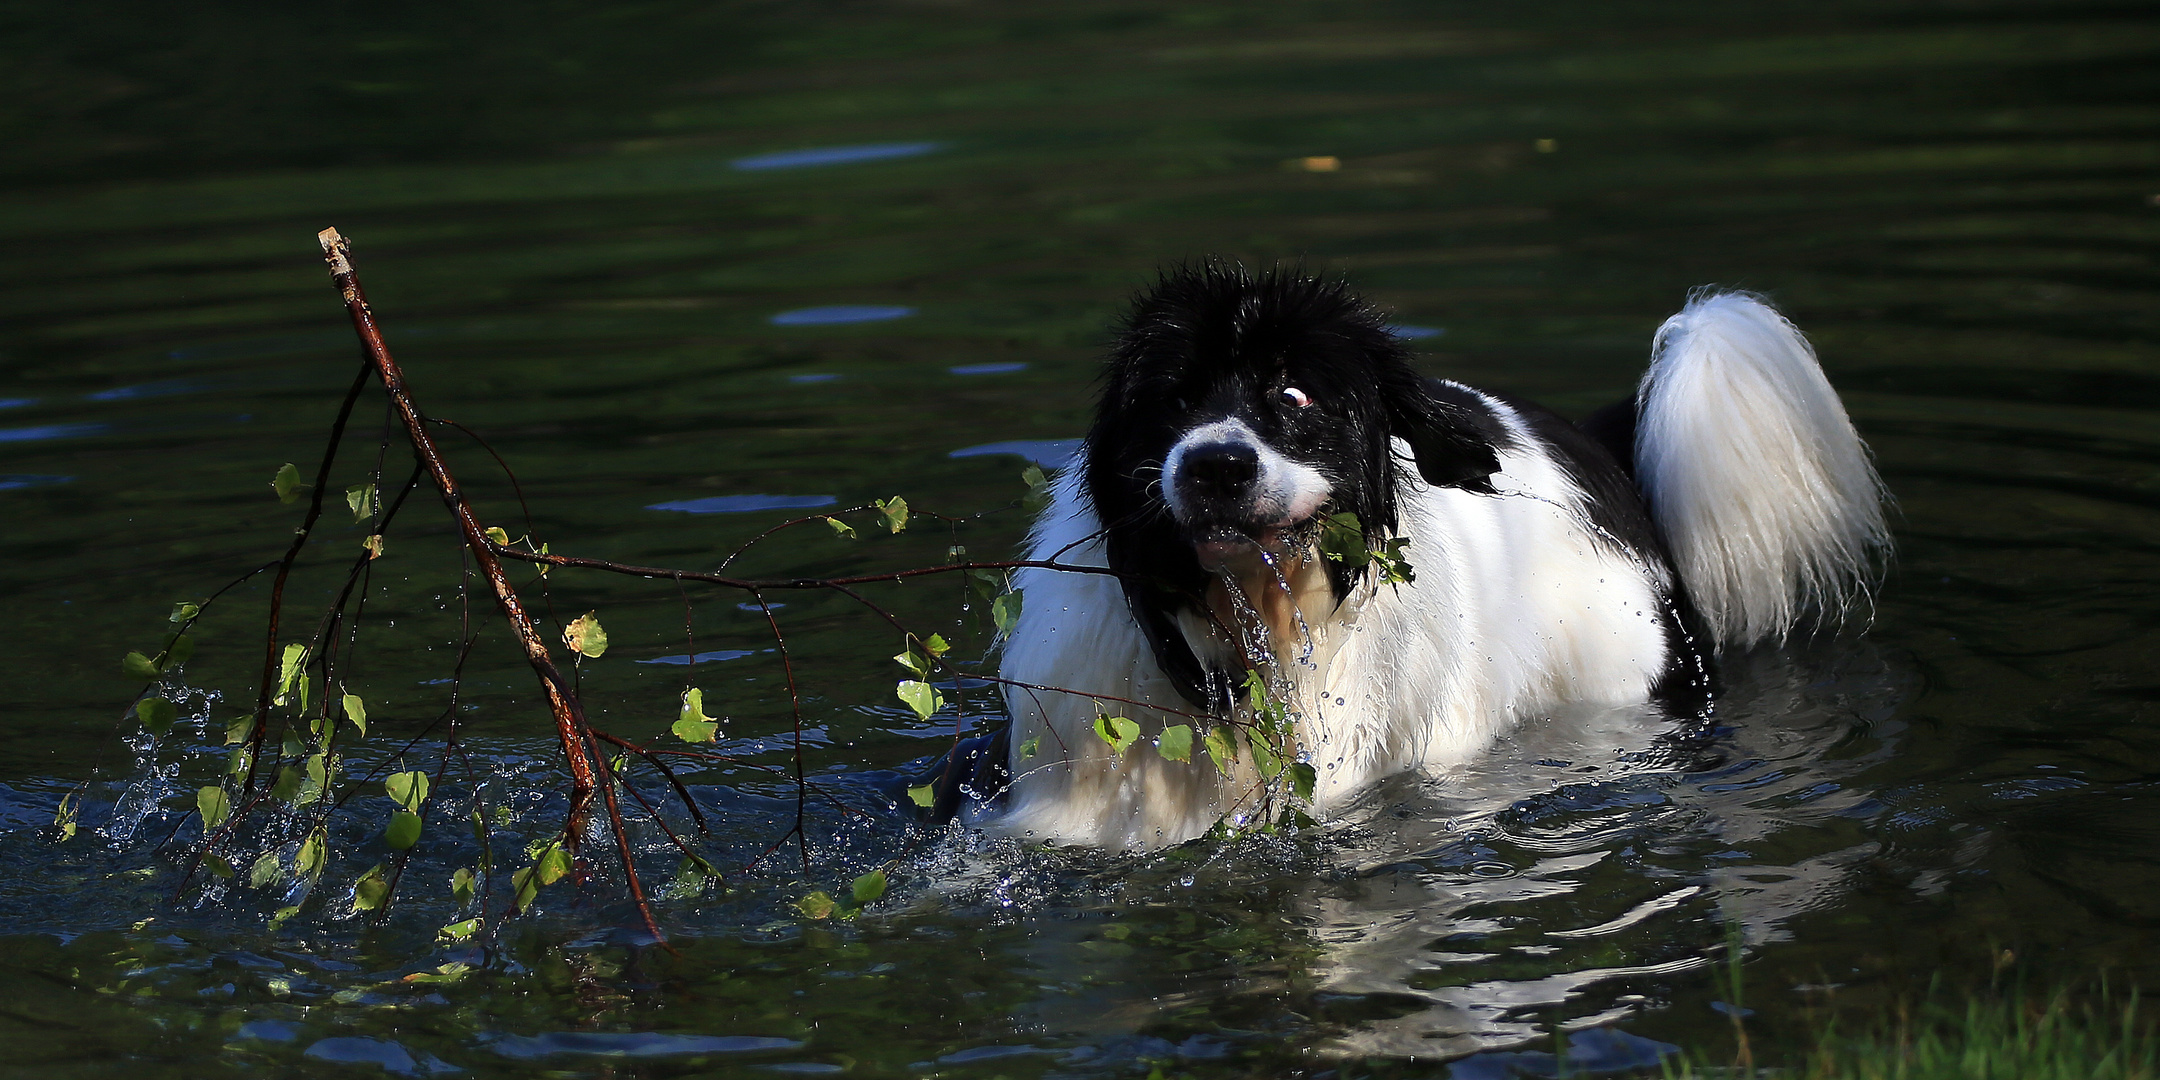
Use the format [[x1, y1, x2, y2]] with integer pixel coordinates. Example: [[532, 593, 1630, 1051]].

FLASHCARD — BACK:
[[955, 263, 1887, 848]]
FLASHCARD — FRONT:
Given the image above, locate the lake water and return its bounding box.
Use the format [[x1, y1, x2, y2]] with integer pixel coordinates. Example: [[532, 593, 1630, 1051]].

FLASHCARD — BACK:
[[2, 0, 2157, 1075]]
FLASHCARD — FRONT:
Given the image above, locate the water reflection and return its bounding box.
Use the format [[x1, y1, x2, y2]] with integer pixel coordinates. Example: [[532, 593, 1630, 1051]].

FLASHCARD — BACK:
[[730, 142, 942, 172], [0, 422, 106, 443], [770, 305, 915, 326], [949, 438, 1081, 466], [1389, 324, 1447, 340], [85, 377, 211, 402], [949, 362, 1029, 375], [0, 475, 72, 491], [637, 648, 761, 665], [893, 645, 1914, 1063], [646, 494, 837, 513]]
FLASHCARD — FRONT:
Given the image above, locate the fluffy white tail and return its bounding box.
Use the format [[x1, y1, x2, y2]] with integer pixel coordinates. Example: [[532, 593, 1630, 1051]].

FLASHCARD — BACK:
[[1635, 291, 1889, 650]]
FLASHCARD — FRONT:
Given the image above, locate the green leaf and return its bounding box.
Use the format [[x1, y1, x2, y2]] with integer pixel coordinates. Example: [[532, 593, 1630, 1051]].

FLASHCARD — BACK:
[[1318, 510, 1368, 566], [361, 534, 385, 560], [1318, 509, 1414, 583], [892, 649, 929, 677], [511, 867, 540, 912], [1288, 761, 1318, 802], [484, 526, 510, 546], [122, 652, 159, 680], [895, 680, 942, 722], [1205, 727, 1236, 775], [196, 786, 230, 832], [275, 643, 309, 706], [204, 853, 235, 879], [385, 770, 430, 812], [52, 792, 78, 841], [1019, 735, 1040, 760], [169, 602, 201, 624], [248, 851, 281, 888], [824, 516, 857, 540], [1093, 714, 1140, 755], [297, 831, 327, 878], [1250, 736, 1283, 780], [227, 746, 252, 777], [342, 693, 367, 737], [163, 634, 193, 667], [851, 869, 888, 906], [300, 753, 330, 804], [270, 766, 303, 804], [1374, 535, 1416, 585], [923, 633, 950, 656], [352, 865, 389, 913], [383, 810, 422, 850], [451, 867, 476, 906], [536, 843, 571, 885], [563, 611, 608, 659], [906, 784, 935, 809], [1156, 724, 1194, 763], [439, 918, 480, 942], [874, 496, 909, 534], [991, 590, 1023, 634], [968, 568, 1005, 600], [136, 696, 177, 736], [268, 905, 301, 931], [273, 462, 303, 504], [674, 687, 718, 743], [345, 483, 377, 522], [225, 716, 255, 745], [1021, 463, 1050, 513], [796, 891, 836, 919]]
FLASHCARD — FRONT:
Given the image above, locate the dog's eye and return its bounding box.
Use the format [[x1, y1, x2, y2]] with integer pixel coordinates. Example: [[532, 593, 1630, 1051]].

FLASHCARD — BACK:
[[1280, 386, 1314, 409]]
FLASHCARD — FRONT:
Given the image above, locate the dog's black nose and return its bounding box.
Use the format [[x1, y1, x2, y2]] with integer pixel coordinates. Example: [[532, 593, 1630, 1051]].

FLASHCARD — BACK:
[[1180, 441, 1260, 498]]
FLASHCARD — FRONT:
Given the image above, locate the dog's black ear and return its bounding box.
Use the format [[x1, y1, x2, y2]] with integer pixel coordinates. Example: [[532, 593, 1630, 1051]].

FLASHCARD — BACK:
[[1384, 379, 1510, 491]]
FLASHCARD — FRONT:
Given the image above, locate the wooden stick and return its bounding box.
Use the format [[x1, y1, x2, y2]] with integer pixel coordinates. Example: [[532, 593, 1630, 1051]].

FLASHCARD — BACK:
[[316, 227, 598, 845]]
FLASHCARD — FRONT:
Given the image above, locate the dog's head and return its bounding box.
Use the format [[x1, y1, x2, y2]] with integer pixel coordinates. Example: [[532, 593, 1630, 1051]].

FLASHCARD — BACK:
[[1082, 262, 1505, 708]]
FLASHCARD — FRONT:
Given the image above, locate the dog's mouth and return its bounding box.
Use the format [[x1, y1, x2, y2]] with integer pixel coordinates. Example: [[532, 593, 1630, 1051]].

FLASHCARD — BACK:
[[1190, 516, 1316, 572]]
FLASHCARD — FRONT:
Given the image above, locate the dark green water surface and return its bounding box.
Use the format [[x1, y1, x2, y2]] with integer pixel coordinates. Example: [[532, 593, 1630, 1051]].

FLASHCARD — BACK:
[[2, 0, 2158, 1075]]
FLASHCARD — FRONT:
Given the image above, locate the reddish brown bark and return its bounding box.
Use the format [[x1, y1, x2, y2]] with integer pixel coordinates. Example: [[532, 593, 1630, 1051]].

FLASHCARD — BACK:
[[316, 227, 599, 845]]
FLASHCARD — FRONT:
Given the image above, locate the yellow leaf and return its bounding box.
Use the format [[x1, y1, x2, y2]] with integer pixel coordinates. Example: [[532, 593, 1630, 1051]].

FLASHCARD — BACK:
[[563, 611, 607, 659]]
